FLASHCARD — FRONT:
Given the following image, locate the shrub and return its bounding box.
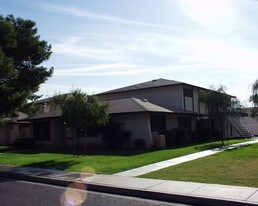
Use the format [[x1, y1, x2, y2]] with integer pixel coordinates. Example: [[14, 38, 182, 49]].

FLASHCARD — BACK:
[[212, 130, 221, 139], [101, 119, 131, 148], [174, 127, 190, 145], [13, 138, 34, 149], [134, 138, 146, 149], [162, 130, 176, 147], [161, 128, 191, 147], [197, 126, 213, 140], [191, 131, 198, 142]]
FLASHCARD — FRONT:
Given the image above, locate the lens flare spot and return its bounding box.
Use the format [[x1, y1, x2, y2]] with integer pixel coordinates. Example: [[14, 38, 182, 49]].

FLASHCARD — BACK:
[[61, 182, 88, 206], [80, 166, 95, 179]]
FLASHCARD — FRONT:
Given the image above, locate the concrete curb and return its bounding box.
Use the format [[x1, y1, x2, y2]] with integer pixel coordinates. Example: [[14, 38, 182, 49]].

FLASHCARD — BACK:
[[1, 171, 257, 206]]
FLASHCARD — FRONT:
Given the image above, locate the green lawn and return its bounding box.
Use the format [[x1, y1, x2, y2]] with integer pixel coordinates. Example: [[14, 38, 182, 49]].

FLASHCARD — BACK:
[[141, 143, 258, 188], [0, 139, 248, 174], [0, 146, 15, 153]]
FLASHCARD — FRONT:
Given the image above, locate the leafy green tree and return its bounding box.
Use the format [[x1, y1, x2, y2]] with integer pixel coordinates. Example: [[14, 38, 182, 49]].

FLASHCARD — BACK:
[[199, 85, 232, 143], [101, 118, 131, 149], [52, 90, 109, 155], [0, 15, 53, 124], [250, 79, 258, 118]]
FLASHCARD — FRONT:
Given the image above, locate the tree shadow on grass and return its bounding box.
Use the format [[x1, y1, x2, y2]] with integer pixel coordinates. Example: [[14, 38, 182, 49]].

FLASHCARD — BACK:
[[11, 146, 157, 157], [0, 146, 18, 153], [194, 142, 225, 151], [22, 160, 79, 171], [224, 144, 253, 152], [193, 139, 245, 151]]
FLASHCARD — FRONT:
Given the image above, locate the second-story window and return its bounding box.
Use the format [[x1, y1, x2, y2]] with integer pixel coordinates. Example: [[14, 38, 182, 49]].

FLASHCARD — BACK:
[[184, 88, 193, 97]]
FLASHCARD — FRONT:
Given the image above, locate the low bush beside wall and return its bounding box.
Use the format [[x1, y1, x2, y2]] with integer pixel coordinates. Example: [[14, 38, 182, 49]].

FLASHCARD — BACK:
[[159, 128, 191, 147]]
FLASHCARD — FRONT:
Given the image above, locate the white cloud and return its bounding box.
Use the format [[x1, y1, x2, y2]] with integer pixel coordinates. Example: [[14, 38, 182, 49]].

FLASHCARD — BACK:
[[32, 2, 187, 31], [51, 33, 191, 63], [179, 0, 244, 34], [54, 63, 204, 76], [55, 63, 139, 74], [52, 32, 258, 76], [179, 37, 258, 72], [53, 43, 125, 61], [37, 83, 108, 97]]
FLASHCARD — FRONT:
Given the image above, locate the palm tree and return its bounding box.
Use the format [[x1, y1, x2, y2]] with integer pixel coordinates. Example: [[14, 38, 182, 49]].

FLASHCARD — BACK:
[[250, 79, 258, 117]]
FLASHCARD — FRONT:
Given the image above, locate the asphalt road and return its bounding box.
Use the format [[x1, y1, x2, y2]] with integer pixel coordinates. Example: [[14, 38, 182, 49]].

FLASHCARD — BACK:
[[0, 178, 191, 206]]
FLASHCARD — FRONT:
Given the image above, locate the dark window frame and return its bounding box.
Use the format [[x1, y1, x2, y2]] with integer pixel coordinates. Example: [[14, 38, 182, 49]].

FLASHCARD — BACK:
[[150, 115, 166, 132], [178, 116, 192, 130], [184, 88, 193, 97], [33, 120, 50, 140]]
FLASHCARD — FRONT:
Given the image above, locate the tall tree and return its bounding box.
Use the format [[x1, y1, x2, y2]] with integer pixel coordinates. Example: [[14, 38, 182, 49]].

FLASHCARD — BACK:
[[199, 85, 232, 143], [250, 79, 258, 118], [52, 90, 109, 155], [0, 15, 53, 123]]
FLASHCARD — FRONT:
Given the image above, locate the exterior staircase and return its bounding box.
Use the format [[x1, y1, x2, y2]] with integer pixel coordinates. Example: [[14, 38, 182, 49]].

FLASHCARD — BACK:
[[227, 114, 253, 138]]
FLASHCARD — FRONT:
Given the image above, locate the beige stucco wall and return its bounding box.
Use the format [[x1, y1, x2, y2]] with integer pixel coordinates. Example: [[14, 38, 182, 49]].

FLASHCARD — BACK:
[[31, 118, 106, 148], [99, 90, 138, 101], [99, 85, 210, 117], [99, 85, 185, 110], [0, 125, 10, 145], [113, 113, 153, 148], [0, 123, 29, 146], [138, 85, 184, 109], [240, 116, 258, 136], [9, 124, 20, 144]]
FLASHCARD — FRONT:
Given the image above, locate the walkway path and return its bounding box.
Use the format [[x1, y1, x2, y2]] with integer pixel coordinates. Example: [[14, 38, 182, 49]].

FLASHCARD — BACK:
[[115, 138, 258, 177], [1, 165, 258, 205], [1, 138, 258, 205]]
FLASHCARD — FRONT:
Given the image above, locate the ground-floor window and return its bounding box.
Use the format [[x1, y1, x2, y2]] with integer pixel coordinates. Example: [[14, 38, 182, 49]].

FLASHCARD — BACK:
[[33, 120, 50, 140], [150, 115, 166, 132], [178, 116, 192, 130]]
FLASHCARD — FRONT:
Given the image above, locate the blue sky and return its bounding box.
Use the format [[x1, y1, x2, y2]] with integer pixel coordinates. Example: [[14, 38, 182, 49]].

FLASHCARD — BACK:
[[2, 0, 258, 105]]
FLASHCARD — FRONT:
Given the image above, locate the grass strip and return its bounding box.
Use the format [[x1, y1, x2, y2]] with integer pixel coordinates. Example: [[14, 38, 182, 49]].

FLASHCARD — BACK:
[[141, 142, 258, 187], [0, 139, 248, 174]]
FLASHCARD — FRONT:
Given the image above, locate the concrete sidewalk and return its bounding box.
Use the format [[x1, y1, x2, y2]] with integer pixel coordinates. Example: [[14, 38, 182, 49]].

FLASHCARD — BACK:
[[115, 138, 258, 177], [0, 165, 258, 206], [1, 138, 258, 205]]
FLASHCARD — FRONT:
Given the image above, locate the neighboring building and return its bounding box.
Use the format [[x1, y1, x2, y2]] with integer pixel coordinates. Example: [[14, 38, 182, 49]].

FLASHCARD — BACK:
[[98, 78, 208, 114], [10, 78, 253, 148], [98, 79, 209, 147], [0, 113, 30, 145], [239, 108, 258, 136]]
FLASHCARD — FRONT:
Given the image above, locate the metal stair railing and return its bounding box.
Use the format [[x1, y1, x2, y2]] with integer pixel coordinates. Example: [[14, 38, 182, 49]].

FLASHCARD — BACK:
[[227, 111, 253, 138]]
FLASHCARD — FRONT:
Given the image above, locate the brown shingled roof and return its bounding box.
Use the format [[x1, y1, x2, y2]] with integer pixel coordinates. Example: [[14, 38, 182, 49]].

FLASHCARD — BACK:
[[106, 98, 174, 114], [25, 97, 206, 120], [98, 78, 183, 95]]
